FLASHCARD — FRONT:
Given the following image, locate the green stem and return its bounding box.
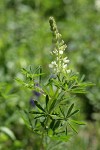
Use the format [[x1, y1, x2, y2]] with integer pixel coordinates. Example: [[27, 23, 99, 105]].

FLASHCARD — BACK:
[[40, 133, 45, 150]]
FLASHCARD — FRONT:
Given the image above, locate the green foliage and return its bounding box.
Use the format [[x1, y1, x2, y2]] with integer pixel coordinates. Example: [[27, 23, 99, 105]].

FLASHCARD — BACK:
[[0, 126, 16, 141], [0, 0, 100, 149], [16, 17, 92, 149]]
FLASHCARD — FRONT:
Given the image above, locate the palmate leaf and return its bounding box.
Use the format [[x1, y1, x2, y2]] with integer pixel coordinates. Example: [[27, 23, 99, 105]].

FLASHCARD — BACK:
[[15, 78, 34, 89], [70, 81, 94, 94], [21, 68, 44, 80]]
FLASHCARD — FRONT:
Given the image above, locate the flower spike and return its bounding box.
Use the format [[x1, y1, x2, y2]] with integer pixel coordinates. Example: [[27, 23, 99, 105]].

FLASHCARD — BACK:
[[49, 17, 70, 74]]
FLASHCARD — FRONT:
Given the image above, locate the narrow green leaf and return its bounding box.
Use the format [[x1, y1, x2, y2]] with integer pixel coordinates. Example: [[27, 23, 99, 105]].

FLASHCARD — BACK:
[[57, 74, 61, 82], [24, 110, 34, 131], [70, 120, 86, 125], [49, 91, 66, 113], [55, 131, 65, 135], [15, 78, 24, 84], [68, 109, 79, 118], [48, 129, 53, 137], [53, 120, 61, 131], [17, 109, 31, 129], [80, 75, 85, 82], [67, 103, 74, 117], [59, 106, 65, 117], [49, 99, 57, 113], [40, 121, 45, 128], [50, 119, 55, 129], [68, 123, 78, 133], [39, 66, 42, 83], [29, 111, 44, 115], [65, 126, 67, 135], [70, 88, 86, 94], [49, 114, 61, 120], [0, 127, 16, 141], [46, 95, 49, 108], [21, 68, 29, 75], [51, 135, 71, 142], [34, 115, 44, 119], [34, 100, 45, 112], [21, 68, 44, 79]]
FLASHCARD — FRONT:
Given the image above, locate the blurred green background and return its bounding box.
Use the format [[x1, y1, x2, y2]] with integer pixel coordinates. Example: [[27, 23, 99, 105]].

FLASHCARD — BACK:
[[0, 0, 100, 149]]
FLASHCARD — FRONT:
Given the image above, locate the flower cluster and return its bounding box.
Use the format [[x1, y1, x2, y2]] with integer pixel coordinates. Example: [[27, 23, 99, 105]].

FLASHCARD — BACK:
[[49, 17, 71, 74]]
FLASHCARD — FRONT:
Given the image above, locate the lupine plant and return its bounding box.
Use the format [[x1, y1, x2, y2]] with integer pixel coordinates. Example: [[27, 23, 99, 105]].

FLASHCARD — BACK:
[[16, 17, 92, 150]]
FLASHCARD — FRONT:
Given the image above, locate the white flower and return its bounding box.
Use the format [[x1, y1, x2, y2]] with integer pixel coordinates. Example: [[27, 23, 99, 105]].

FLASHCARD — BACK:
[[63, 57, 70, 63], [63, 64, 67, 69], [66, 70, 71, 73], [51, 61, 57, 65], [49, 17, 71, 74], [49, 61, 58, 71], [95, 0, 100, 11], [63, 57, 68, 60], [53, 49, 58, 54], [49, 64, 53, 68], [57, 57, 59, 61], [57, 33, 62, 39], [59, 50, 63, 54], [54, 68, 57, 72]]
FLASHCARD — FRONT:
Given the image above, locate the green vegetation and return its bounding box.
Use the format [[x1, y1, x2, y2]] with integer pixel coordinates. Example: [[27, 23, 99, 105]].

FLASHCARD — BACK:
[[0, 0, 100, 149]]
